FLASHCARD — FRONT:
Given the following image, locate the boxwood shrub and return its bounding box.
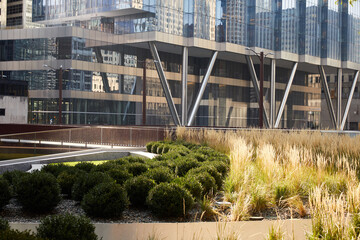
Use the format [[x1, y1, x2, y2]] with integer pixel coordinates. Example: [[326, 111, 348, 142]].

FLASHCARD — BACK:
[[144, 166, 174, 184], [151, 142, 161, 153], [186, 171, 217, 196], [0, 229, 44, 240], [74, 162, 95, 173], [172, 176, 203, 200], [16, 171, 60, 213], [107, 168, 132, 185], [36, 214, 98, 240], [173, 157, 200, 177], [81, 182, 129, 218], [187, 165, 223, 189], [41, 163, 72, 178], [2, 170, 29, 195], [0, 217, 9, 231], [71, 172, 113, 201], [124, 176, 156, 207], [57, 168, 86, 197], [0, 179, 11, 209], [146, 183, 194, 217], [146, 141, 155, 152], [90, 162, 122, 173], [123, 156, 146, 164], [125, 162, 148, 176]]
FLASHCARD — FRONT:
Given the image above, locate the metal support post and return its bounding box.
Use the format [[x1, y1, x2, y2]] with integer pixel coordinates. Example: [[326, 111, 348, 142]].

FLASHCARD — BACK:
[[340, 71, 359, 130], [142, 61, 147, 125], [149, 42, 180, 126], [337, 68, 342, 130], [319, 66, 336, 129], [259, 52, 264, 128], [58, 67, 63, 125], [187, 51, 218, 126], [270, 59, 276, 128], [245, 56, 270, 128], [274, 62, 298, 128], [181, 47, 188, 126]]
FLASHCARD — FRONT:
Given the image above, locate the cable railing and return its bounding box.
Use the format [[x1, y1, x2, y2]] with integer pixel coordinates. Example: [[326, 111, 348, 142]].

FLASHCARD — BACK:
[[0, 126, 167, 148]]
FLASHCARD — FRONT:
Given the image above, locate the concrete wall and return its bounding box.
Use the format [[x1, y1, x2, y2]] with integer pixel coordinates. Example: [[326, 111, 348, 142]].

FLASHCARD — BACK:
[[10, 220, 312, 240], [0, 96, 28, 124]]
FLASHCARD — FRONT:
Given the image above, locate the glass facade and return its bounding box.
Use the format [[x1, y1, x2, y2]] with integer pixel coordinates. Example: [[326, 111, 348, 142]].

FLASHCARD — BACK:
[[1, 0, 360, 128]]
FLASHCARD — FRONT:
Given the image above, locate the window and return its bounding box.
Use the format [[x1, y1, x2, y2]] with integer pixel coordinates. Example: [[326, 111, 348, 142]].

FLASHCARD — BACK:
[[0, 109, 5, 116]]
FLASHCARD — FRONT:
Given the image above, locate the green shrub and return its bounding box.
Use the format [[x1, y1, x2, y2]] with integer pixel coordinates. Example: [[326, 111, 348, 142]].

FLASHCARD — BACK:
[[186, 171, 217, 196], [203, 161, 229, 177], [2, 170, 29, 194], [162, 144, 170, 154], [0, 217, 9, 231], [82, 182, 129, 218], [187, 165, 223, 189], [144, 167, 174, 184], [36, 214, 98, 240], [146, 141, 155, 152], [188, 152, 206, 162], [161, 151, 182, 160], [168, 145, 190, 156], [16, 172, 60, 213], [125, 162, 148, 176], [71, 172, 113, 201], [74, 162, 95, 173], [123, 156, 146, 164], [172, 176, 203, 200], [90, 162, 122, 173], [174, 157, 200, 177], [107, 168, 132, 185], [0, 229, 44, 240], [146, 183, 194, 217], [151, 142, 161, 153], [41, 163, 72, 178], [0, 179, 11, 209], [157, 144, 165, 154], [113, 158, 130, 166], [57, 169, 86, 197], [124, 176, 156, 207]]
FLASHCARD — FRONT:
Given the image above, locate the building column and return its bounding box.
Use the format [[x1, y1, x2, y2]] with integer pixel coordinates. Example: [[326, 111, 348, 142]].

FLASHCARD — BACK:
[[341, 71, 359, 130], [270, 59, 276, 128], [319, 65, 336, 129], [337, 68, 342, 130], [181, 47, 188, 126]]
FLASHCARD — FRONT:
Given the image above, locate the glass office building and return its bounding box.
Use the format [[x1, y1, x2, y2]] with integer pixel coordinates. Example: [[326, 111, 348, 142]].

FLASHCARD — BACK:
[[0, 0, 359, 128]]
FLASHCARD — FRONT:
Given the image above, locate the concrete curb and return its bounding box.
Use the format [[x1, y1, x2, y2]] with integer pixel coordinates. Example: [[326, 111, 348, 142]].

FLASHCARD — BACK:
[[10, 219, 311, 240]]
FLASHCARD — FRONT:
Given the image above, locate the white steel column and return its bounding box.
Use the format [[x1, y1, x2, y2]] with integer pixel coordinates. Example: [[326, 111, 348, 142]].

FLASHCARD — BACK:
[[181, 47, 188, 126], [337, 68, 342, 130], [274, 62, 298, 128], [340, 71, 359, 130], [319, 66, 336, 129], [187, 51, 218, 126], [148, 42, 180, 126], [270, 59, 276, 128], [245, 56, 270, 128]]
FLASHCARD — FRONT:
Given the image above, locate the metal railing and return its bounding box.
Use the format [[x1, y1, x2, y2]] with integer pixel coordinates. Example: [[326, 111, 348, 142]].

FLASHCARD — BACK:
[[0, 126, 167, 148]]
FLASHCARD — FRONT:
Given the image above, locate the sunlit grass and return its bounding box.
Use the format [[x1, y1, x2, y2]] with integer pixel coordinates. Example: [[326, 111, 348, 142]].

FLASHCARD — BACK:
[[56, 160, 110, 166], [175, 127, 360, 238]]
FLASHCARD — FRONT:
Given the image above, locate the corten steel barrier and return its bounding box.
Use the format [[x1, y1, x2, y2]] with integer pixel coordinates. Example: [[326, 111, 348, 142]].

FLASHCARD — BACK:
[[0, 126, 166, 148]]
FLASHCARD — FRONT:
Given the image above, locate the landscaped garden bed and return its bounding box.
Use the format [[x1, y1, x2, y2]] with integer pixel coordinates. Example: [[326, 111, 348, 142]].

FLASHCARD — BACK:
[[2, 128, 360, 239]]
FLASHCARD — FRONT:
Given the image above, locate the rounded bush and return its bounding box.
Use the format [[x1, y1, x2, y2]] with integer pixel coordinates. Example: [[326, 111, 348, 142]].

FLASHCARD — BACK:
[[82, 182, 129, 218], [0, 179, 11, 209], [124, 176, 156, 207], [16, 172, 60, 213], [151, 142, 161, 153], [187, 165, 223, 189], [107, 168, 132, 185], [168, 145, 190, 156], [125, 162, 148, 176], [36, 214, 98, 240], [162, 144, 170, 154], [146, 183, 194, 217], [186, 171, 217, 196], [161, 151, 182, 160], [0, 217, 10, 231], [74, 162, 95, 173], [71, 172, 113, 201], [2, 170, 29, 194], [203, 161, 229, 177], [146, 141, 155, 152], [1, 229, 44, 240], [91, 162, 122, 173], [124, 156, 146, 164], [172, 176, 203, 200], [113, 158, 130, 166], [57, 168, 86, 197], [174, 157, 200, 177], [41, 163, 72, 178], [144, 167, 174, 184]]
